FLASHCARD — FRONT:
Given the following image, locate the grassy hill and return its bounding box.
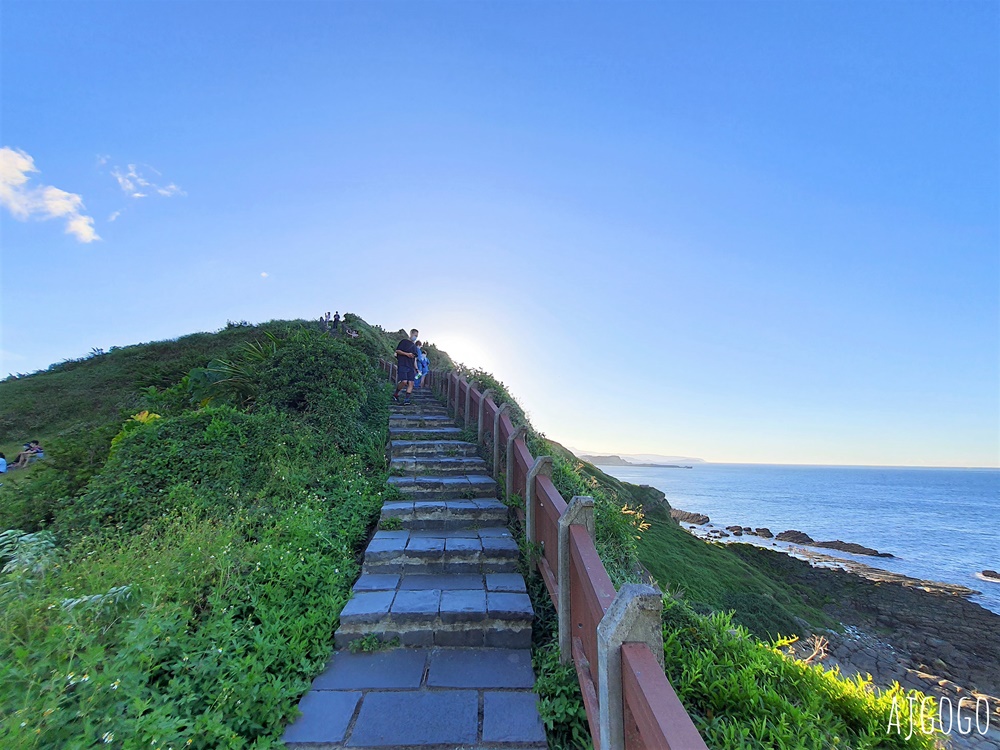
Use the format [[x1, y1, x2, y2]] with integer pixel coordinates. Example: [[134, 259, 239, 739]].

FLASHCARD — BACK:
[[0, 323, 937, 750]]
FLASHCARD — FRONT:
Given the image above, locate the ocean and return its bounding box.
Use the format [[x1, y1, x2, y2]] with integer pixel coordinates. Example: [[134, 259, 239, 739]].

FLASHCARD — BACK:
[[600, 463, 1000, 615]]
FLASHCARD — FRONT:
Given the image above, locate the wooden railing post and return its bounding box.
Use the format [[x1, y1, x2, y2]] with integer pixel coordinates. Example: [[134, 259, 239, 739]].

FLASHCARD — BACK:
[[493, 403, 510, 478], [525, 456, 553, 546], [477, 389, 494, 446], [558, 496, 595, 663], [505, 425, 527, 505], [464, 381, 476, 429], [597, 584, 665, 750]]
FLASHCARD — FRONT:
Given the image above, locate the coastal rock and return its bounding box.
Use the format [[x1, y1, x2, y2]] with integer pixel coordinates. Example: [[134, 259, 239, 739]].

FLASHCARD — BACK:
[[983, 570, 1000, 581], [755, 528, 774, 538], [670, 509, 709, 525], [776, 530, 814, 544], [814, 540, 894, 558]]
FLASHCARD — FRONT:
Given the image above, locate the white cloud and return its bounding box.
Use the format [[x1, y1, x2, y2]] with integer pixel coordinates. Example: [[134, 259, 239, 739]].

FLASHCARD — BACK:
[[111, 163, 185, 200], [108, 210, 121, 222], [0, 147, 99, 243], [260, 272, 269, 278]]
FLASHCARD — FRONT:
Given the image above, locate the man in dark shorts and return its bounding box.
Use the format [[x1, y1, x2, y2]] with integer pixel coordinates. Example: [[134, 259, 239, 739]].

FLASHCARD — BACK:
[[393, 328, 420, 404]]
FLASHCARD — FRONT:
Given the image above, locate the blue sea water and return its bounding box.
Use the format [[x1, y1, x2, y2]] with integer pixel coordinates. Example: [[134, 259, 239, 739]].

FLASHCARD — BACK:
[[600, 464, 1000, 615]]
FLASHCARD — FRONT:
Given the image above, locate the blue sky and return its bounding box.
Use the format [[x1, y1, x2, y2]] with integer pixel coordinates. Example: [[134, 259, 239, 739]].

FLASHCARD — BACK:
[[1, 1, 997, 467]]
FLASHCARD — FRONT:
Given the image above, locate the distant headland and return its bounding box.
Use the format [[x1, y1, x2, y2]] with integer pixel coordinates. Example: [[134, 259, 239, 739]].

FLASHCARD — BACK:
[[577, 452, 703, 469]]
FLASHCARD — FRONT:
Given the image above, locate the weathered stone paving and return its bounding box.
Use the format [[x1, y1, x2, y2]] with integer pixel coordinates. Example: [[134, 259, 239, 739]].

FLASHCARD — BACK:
[[283, 388, 546, 748]]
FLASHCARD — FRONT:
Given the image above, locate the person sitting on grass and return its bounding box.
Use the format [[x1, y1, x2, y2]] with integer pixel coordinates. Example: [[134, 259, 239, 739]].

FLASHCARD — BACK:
[[9, 440, 43, 470], [0, 452, 6, 474]]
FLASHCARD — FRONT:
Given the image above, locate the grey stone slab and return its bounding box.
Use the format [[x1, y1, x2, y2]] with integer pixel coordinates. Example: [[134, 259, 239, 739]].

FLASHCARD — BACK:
[[399, 574, 484, 590], [483, 691, 547, 744], [386, 476, 416, 487], [399, 630, 434, 647], [427, 648, 535, 688], [446, 499, 479, 511], [405, 536, 445, 554], [413, 500, 447, 512], [354, 574, 400, 592], [478, 527, 513, 537], [485, 627, 532, 648], [435, 628, 485, 647], [282, 690, 361, 744], [408, 528, 476, 538], [487, 592, 534, 620], [312, 649, 426, 689], [347, 690, 478, 747], [444, 537, 482, 553], [364, 538, 405, 559], [371, 530, 410, 541], [380, 501, 413, 517], [486, 573, 527, 593], [482, 536, 519, 556], [419, 475, 468, 487], [466, 474, 496, 485], [472, 498, 506, 509], [339, 591, 395, 624], [439, 589, 487, 623], [390, 589, 440, 621]]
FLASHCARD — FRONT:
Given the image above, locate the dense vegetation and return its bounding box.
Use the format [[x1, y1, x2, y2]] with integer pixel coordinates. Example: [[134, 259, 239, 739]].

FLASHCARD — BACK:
[[1, 325, 939, 749], [453, 363, 939, 750], [0, 318, 407, 748]]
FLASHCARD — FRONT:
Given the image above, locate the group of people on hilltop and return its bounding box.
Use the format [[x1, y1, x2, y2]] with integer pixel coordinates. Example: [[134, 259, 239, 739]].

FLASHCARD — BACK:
[[0, 440, 44, 473], [393, 328, 430, 405], [320, 311, 341, 333]]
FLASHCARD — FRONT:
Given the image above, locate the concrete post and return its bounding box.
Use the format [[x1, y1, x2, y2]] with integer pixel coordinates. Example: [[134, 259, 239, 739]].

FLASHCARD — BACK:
[[477, 389, 494, 446], [525, 456, 553, 546], [597, 584, 665, 750], [505, 426, 527, 505], [492, 403, 510, 479], [465, 381, 476, 429], [557, 496, 595, 663]]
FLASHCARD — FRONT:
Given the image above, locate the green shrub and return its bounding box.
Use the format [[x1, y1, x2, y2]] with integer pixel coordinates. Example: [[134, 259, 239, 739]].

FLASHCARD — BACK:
[[660, 597, 938, 749], [0, 316, 394, 748]]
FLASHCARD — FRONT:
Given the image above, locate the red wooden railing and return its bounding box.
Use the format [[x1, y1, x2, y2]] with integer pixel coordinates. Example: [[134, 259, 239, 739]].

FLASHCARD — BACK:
[[379, 362, 707, 750]]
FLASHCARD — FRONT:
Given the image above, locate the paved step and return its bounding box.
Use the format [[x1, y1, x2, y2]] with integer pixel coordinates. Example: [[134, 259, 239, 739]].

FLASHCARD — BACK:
[[335, 585, 534, 649], [282, 648, 546, 748], [380, 497, 507, 530], [390, 455, 488, 476], [389, 412, 451, 419], [389, 439, 479, 458], [387, 474, 497, 500], [389, 426, 464, 440], [363, 529, 519, 575], [388, 415, 456, 428]]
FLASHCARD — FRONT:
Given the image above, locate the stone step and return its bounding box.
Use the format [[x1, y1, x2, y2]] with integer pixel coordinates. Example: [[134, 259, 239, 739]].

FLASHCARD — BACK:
[[390, 408, 451, 419], [363, 529, 520, 575], [389, 415, 457, 428], [390, 456, 488, 476], [282, 648, 547, 748], [380, 497, 507, 530], [389, 426, 464, 441], [389, 440, 479, 458], [387, 474, 497, 500], [335, 586, 534, 649]]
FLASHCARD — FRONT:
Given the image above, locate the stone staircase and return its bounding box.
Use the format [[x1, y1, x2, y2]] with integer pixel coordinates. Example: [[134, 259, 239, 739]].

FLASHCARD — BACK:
[[282, 387, 547, 748]]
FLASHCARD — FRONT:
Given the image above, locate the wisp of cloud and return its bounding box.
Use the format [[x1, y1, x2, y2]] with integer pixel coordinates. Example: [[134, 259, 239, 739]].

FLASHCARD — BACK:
[[0, 147, 98, 242]]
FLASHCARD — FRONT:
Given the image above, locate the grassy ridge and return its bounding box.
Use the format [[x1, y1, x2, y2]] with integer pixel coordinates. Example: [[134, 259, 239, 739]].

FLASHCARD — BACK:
[[0, 320, 394, 748]]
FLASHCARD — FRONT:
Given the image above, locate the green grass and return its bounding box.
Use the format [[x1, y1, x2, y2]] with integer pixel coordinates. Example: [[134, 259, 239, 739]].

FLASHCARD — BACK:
[[637, 507, 836, 640], [0, 319, 392, 748]]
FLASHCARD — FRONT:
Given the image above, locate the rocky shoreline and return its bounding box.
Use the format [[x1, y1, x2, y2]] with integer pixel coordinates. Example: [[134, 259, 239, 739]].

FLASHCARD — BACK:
[[669, 507, 1000, 749]]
